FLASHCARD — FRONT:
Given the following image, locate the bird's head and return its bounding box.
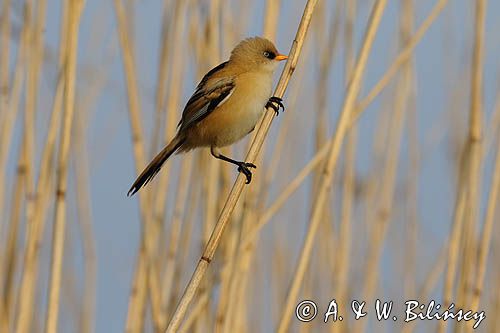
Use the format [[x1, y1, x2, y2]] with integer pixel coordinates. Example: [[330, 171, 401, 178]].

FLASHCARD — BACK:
[[230, 37, 288, 73]]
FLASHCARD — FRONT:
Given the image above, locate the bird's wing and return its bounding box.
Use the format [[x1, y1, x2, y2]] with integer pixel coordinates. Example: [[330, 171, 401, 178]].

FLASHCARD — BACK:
[[178, 61, 236, 131]]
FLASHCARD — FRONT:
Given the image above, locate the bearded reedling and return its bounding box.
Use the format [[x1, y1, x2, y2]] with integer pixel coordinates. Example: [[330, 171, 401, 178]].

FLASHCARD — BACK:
[[128, 37, 288, 196]]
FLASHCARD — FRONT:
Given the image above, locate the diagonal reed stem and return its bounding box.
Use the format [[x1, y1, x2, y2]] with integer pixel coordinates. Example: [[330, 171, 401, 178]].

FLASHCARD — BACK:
[[165, 0, 319, 331]]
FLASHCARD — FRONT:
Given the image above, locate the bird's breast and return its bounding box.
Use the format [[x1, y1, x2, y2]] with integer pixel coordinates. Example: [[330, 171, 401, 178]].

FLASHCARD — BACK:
[[241, 72, 274, 112], [198, 72, 273, 147]]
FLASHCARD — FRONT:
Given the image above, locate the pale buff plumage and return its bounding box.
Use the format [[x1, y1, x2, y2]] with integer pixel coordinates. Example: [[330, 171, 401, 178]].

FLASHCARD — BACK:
[[128, 37, 287, 195], [184, 71, 273, 148]]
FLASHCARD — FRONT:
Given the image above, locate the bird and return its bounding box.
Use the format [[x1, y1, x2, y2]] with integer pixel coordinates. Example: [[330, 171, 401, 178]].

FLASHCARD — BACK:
[[127, 37, 288, 196]]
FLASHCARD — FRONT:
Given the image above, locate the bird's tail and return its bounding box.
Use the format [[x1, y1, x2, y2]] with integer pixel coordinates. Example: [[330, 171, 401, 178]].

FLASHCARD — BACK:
[[127, 135, 185, 196]]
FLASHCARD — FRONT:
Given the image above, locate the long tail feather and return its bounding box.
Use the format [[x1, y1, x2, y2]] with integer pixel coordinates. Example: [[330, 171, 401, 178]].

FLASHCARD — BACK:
[[127, 135, 185, 196]]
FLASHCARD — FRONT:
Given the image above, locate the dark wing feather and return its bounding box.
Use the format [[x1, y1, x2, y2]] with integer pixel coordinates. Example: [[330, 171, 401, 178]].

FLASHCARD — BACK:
[[177, 61, 235, 131], [197, 61, 229, 88]]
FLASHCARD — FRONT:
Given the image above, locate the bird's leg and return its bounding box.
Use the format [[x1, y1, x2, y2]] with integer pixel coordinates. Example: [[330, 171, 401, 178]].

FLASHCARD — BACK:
[[211, 147, 256, 184], [266, 96, 285, 116]]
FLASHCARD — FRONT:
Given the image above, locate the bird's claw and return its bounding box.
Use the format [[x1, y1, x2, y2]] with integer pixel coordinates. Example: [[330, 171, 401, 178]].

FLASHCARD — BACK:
[[237, 162, 257, 184], [266, 96, 285, 116]]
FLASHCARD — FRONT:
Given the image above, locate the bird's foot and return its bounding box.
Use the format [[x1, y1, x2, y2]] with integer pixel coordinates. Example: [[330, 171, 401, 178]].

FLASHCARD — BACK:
[[266, 96, 285, 116], [237, 162, 257, 184]]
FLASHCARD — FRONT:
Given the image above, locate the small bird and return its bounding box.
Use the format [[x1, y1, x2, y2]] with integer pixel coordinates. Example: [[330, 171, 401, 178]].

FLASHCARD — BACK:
[[127, 37, 288, 196]]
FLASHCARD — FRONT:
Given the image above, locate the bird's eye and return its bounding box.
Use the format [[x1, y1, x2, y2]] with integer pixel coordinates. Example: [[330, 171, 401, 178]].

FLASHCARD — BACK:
[[263, 51, 275, 59]]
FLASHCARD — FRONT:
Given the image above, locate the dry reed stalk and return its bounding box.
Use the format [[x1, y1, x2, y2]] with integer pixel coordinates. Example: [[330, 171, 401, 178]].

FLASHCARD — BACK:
[[2, 149, 26, 332], [201, 3, 224, 254], [334, 129, 356, 331], [313, 218, 336, 331], [58, 253, 78, 332], [400, 13, 421, 333], [112, 0, 148, 185], [469, 105, 499, 316], [178, 292, 209, 333], [73, 106, 97, 333], [438, 26, 481, 326], [125, 250, 147, 333], [207, 0, 222, 61], [456, 0, 486, 313], [201, 156, 219, 242], [0, 0, 11, 221], [0, 0, 10, 118], [467, 0, 486, 162], [0, 4, 27, 329], [332, 2, 357, 330], [354, 90, 393, 251], [403, 77, 419, 310], [438, 171, 467, 333], [224, 252, 251, 333], [44, 0, 84, 331], [233, 277, 251, 333], [14, 3, 69, 331], [277, 2, 387, 331], [167, 173, 200, 314], [485, 87, 500, 155], [219, 1, 237, 53], [10, 16, 49, 325], [159, 155, 194, 328], [24, 0, 48, 224], [313, 0, 327, 117], [271, 244, 288, 323], [212, 232, 230, 327], [15, 85, 61, 329], [151, 0, 187, 233], [492, 282, 500, 333], [3, 3, 39, 325], [0, 0, 26, 224], [310, 1, 330, 196], [19, 20, 35, 223], [143, 145, 164, 326], [165, 1, 319, 331], [150, 0, 176, 156], [262, 0, 281, 39], [399, 0, 418, 306], [215, 218, 242, 333]]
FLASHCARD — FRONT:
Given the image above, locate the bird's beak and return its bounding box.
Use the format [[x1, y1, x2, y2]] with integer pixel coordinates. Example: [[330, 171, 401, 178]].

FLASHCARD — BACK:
[[275, 54, 288, 61]]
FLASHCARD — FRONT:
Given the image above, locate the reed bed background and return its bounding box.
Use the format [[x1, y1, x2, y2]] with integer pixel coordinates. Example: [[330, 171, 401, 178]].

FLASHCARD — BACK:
[[0, 0, 499, 332]]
